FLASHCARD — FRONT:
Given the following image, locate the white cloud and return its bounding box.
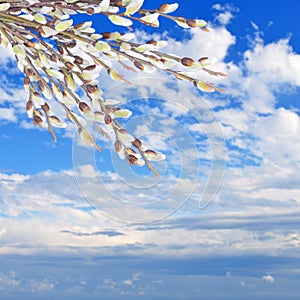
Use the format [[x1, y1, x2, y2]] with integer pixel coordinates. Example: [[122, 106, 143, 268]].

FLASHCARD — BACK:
[[262, 274, 275, 284], [132, 272, 142, 281], [28, 278, 55, 292], [212, 3, 239, 25], [244, 38, 300, 86], [0, 271, 55, 293], [0, 87, 27, 107], [164, 26, 235, 73], [123, 272, 142, 286], [0, 164, 299, 258], [244, 39, 300, 85], [250, 21, 260, 31], [0, 107, 17, 122], [0, 46, 14, 65], [252, 108, 300, 163], [123, 279, 133, 286], [0, 47, 28, 123], [216, 12, 234, 25], [231, 37, 300, 114], [0, 173, 29, 182]]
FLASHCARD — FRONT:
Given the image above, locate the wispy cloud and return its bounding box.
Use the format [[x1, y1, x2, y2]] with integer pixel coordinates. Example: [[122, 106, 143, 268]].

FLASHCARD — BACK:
[[60, 229, 125, 237], [0, 270, 55, 293]]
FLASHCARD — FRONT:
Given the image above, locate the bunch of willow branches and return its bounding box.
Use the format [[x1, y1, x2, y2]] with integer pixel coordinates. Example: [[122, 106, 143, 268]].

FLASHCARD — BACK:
[[0, 0, 226, 176]]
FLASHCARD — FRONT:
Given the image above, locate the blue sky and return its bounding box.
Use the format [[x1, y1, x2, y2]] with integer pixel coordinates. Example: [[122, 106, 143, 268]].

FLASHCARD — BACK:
[[1, 0, 300, 299]]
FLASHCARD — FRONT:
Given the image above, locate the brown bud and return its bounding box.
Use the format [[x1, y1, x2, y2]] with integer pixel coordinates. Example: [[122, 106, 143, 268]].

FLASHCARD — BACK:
[[149, 55, 159, 62], [127, 154, 138, 165], [86, 7, 94, 15], [65, 61, 74, 70], [101, 32, 111, 39], [25, 68, 33, 77], [33, 115, 43, 126], [9, 7, 22, 13], [57, 45, 64, 55], [158, 4, 169, 12], [134, 61, 144, 71], [115, 140, 122, 152], [50, 115, 60, 123], [74, 56, 84, 65], [132, 138, 142, 148], [187, 19, 197, 28], [198, 57, 209, 63], [85, 64, 96, 71], [147, 40, 158, 46], [181, 57, 195, 67], [26, 100, 33, 111], [127, 148, 137, 155], [105, 114, 112, 125], [34, 109, 43, 118], [50, 53, 58, 63], [33, 91, 40, 98], [79, 102, 91, 113], [25, 41, 36, 48], [145, 149, 157, 155], [24, 76, 30, 86], [41, 103, 50, 113], [86, 84, 97, 94], [66, 41, 76, 48], [37, 27, 44, 35], [38, 80, 45, 92], [53, 82, 61, 92], [74, 22, 85, 29]]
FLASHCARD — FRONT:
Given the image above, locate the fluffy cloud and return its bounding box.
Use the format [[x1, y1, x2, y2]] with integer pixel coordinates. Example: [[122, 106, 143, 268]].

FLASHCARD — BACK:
[[244, 38, 300, 86], [262, 274, 275, 284], [0, 163, 300, 259], [0, 108, 17, 122], [126, 14, 300, 174], [0, 45, 14, 65], [236, 38, 300, 113], [0, 46, 28, 124], [212, 3, 239, 25]]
